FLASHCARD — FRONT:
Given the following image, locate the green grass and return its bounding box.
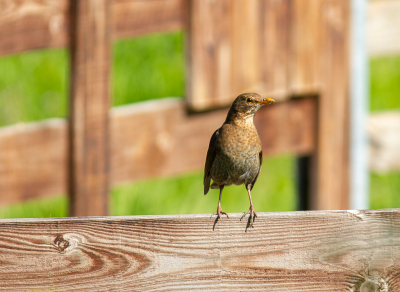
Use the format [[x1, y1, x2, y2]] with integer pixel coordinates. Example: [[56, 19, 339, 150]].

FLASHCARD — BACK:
[[111, 155, 296, 216], [0, 196, 67, 219], [370, 172, 400, 209], [370, 55, 400, 112], [0, 33, 399, 218], [0, 155, 296, 219], [0, 31, 184, 126], [369, 54, 400, 209], [112, 32, 184, 106], [0, 49, 69, 126]]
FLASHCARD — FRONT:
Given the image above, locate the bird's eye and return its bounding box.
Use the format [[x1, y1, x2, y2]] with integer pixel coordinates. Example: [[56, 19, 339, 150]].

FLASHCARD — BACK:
[[246, 98, 253, 103]]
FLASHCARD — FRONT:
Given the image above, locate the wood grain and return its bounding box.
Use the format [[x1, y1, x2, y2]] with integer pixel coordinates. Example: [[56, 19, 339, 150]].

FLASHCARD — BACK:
[[0, 98, 315, 206], [0, 0, 185, 56], [111, 97, 316, 185], [312, 0, 350, 210], [255, 97, 316, 157], [0, 0, 69, 55], [1, 0, 398, 57], [186, 0, 266, 110], [289, 0, 321, 95], [68, 0, 111, 216], [0, 119, 67, 205], [0, 209, 398, 291], [112, 0, 185, 39], [261, 0, 290, 102]]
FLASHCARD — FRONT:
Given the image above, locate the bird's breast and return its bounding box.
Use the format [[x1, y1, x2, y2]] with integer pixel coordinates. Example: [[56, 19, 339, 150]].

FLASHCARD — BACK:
[[218, 125, 261, 158], [210, 124, 261, 185]]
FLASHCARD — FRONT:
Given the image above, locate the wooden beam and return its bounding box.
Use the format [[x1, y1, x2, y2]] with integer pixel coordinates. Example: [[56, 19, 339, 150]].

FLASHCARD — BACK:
[[368, 111, 400, 172], [0, 98, 315, 206], [68, 0, 111, 216], [311, 0, 350, 210], [0, 209, 398, 290], [111, 97, 316, 185], [0, 119, 67, 205], [0, 0, 185, 56], [111, 0, 185, 39], [255, 97, 316, 157], [1, 0, 399, 57], [0, 0, 69, 55], [368, 0, 400, 56]]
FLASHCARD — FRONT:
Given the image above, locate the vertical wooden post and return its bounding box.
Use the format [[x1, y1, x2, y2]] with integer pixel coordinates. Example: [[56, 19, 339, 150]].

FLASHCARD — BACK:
[[68, 0, 111, 216], [290, 0, 350, 210], [311, 0, 350, 210]]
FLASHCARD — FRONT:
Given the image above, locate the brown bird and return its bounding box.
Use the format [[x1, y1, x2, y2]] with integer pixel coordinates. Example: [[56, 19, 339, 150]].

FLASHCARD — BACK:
[[203, 93, 275, 226]]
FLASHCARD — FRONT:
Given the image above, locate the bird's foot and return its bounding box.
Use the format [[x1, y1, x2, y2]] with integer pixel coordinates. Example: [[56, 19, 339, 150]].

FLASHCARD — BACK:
[[240, 206, 258, 227], [211, 205, 229, 219]]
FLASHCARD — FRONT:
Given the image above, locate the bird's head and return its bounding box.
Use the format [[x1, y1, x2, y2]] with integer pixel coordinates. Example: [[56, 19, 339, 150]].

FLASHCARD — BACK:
[[226, 93, 275, 121]]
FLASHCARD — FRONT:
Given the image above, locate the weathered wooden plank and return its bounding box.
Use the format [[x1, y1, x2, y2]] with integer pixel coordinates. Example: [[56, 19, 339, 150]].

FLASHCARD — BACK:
[[111, 97, 315, 184], [0, 98, 315, 206], [0, 209, 398, 291], [261, 0, 290, 102], [112, 0, 185, 39], [0, 0, 69, 55], [368, 0, 400, 56], [68, 0, 111, 216], [255, 97, 316, 157], [312, 0, 350, 210], [1, 0, 398, 57], [368, 111, 400, 172], [186, 0, 265, 110], [0, 119, 67, 205], [289, 0, 321, 95], [0, 0, 185, 56]]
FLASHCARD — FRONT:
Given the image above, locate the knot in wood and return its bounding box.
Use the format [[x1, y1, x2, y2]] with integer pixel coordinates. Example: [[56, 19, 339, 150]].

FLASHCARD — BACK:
[[358, 278, 388, 292], [54, 234, 69, 252], [360, 281, 378, 292]]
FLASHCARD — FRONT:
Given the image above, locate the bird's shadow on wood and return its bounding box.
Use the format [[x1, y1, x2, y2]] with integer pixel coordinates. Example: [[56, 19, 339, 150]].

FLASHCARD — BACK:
[[241, 215, 254, 233], [212, 215, 254, 232], [212, 217, 219, 231]]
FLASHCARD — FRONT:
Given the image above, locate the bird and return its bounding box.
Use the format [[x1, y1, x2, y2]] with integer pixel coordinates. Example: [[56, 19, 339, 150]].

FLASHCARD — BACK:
[[203, 93, 275, 226]]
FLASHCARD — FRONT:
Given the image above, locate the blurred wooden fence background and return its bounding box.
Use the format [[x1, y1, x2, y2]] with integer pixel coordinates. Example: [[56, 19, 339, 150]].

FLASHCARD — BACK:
[[0, 0, 398, 216]]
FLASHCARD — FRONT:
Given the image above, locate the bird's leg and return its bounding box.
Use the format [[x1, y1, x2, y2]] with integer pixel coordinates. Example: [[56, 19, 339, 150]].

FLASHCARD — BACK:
[[211, 186, 229, 219], [241, 185, 258, 226]]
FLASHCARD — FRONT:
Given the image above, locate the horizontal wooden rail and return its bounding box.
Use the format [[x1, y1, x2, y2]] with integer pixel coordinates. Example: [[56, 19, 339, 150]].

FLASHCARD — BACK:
[[368, 0, 400, 56], [0, 0, 185, 55], [0, 209, 398, 290], [1, 0, 399, 56], [368, 111, 400, 172], [0, 97, 316, 206]]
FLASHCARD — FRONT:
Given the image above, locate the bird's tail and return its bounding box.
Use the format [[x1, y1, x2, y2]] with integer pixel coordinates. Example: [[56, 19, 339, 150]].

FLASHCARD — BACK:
[[203, 176, 210, 195]]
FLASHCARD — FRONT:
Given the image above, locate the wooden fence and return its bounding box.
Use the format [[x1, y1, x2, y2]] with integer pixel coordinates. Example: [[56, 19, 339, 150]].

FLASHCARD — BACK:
[[0, 0, 350, 216], [0, 209, 399, 290], [0, 1, 399, 290]]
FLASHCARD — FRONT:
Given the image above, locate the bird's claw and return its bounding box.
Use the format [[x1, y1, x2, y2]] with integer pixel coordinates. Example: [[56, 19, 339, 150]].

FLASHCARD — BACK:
[[241, 207, 258, 227], [211, 206, 229, 219]]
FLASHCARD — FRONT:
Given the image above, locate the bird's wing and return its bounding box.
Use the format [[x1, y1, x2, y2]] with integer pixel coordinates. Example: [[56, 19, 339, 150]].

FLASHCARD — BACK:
[[203, 128, 220, 195], [250, 150, 263, 191]]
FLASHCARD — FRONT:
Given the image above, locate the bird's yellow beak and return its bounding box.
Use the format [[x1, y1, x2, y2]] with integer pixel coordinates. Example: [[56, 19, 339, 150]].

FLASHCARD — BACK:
[[259, 98, 275, 105]]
